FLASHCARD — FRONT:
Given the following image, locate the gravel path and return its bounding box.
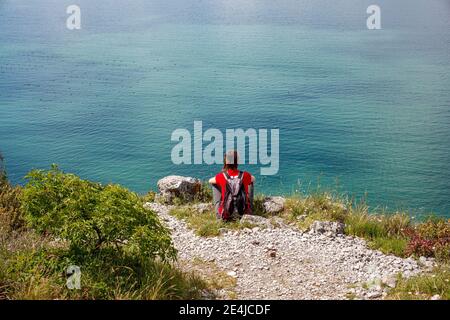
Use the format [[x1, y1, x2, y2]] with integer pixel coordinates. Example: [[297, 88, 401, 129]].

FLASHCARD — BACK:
[[146, 202, 431, 300]]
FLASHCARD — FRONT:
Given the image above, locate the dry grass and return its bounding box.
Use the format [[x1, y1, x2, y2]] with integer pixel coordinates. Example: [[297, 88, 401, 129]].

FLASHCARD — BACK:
[[180, 257, 237, 299], [386, 265, 450, 300]]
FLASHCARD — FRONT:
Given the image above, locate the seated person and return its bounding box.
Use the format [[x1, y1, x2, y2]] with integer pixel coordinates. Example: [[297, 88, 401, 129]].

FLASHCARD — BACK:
[[208, 150, 255, 220]]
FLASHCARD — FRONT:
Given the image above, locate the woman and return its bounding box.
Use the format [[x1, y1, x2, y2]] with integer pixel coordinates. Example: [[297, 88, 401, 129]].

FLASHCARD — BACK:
[[208, 150, 255, 220]]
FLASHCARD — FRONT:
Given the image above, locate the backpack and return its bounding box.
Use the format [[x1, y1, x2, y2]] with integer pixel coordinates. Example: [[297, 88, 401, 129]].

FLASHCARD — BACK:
[[221, 171, 247, 220]]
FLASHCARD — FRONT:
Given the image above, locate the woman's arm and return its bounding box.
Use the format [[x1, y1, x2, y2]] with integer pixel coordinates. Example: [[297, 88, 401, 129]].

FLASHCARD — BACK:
[[251, 175, 256, 183], [208, 177, 216, 185]]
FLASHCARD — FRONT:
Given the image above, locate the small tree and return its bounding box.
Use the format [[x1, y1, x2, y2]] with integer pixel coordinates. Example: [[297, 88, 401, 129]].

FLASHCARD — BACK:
[[21, 165, 176, 262]]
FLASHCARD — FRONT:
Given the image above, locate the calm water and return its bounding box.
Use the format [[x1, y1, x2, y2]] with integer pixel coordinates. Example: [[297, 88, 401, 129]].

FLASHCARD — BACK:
[[1, 0, 449, 217]]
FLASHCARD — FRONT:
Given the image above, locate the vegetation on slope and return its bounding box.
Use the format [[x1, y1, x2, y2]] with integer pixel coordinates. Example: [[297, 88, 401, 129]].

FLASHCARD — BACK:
[[282, 191, 449, 262], [170, 206, 258, 237], [167, 188, 449, 264], [166, 188, 449, 300], [0, 155, 211, 300], [1, 152, 449, 300], [386, 265, 449, 300]]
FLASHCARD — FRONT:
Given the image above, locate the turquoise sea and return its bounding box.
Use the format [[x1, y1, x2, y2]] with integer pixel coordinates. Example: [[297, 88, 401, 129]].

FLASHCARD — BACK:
[[0, 0, 449, 217]]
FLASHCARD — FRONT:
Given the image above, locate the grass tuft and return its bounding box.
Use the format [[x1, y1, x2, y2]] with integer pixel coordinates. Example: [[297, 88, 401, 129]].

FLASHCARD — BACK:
[[182, 257, 237, 299], [284, 192, 349, 231], [169, 206, 257, 237], [386, 265, 450, 300], [0, 233, 213, 300]]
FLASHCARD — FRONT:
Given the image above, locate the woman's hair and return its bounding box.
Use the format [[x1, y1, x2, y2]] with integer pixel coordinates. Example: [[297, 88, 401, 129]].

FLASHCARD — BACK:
[[223, 150, 239, 171]]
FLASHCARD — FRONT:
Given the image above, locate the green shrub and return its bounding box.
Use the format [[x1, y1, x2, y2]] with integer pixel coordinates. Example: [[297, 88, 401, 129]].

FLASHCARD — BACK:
[[60, 247, 209, 299], [141, 191, 156, 203], [21, 165, 176, 262], [0, 244, 210, 300], [416, 217, 450, 239], [0, 153, 25, 233], [0, 164, 212, 300], [435, 243, 450, 263], [0, 185, 24, 234]]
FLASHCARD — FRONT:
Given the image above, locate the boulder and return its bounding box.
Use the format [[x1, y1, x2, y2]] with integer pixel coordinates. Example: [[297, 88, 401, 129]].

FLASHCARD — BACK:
[[309, 221, 345, 236], [263, 196, 286, 214], [157, 175, 201, 203]]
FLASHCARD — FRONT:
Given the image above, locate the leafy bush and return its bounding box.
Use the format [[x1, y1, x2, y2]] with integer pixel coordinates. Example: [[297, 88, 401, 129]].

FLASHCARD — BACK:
[[21, 165, 176, 262], [0, 246, 65, 299], [141, 191, 156, 203], [0, 153, 25, 233], [0, 164, 214, 300], [416, 217, 450, 239], [0, 185, 24, 233], [405, 217, 450, 262]]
